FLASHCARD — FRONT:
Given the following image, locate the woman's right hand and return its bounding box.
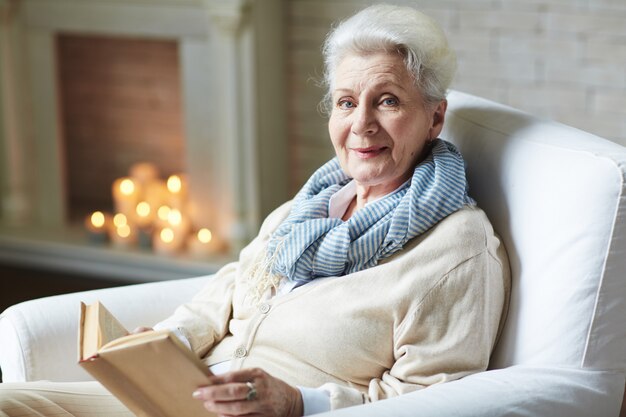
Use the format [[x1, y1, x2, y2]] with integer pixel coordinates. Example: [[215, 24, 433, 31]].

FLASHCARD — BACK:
[[193, 368, 303, 417]]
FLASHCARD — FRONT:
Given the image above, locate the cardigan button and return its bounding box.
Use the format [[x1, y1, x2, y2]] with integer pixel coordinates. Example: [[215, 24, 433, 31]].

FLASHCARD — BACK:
[[259, 303, 271, 314], [234, 346, 248, 358]]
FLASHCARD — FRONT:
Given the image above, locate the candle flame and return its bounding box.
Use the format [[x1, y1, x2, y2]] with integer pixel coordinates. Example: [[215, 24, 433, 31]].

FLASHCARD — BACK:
[[113, 213, 128, 227], [168, 208, 183, 226], [117, 224, 131, 238], [136, 201, 151, 217], [197, 228, 212, 243], [160, 227, 175, 243], [167, 175, 182, 193], [120, 178, 135, 196], [157, 205, 171, 221], [90, 211, 105, 228]]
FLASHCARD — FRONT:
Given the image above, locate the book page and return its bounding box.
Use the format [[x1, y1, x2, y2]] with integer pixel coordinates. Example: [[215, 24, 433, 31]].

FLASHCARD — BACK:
[[81, 302, 98, 359], [96, 301, 129, 347], [80, 301, 129, 359], [101, 330, 170, 350]]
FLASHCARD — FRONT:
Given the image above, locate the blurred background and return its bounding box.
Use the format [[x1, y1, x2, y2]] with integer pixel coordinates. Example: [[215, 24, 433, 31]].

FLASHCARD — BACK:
[[289, 0, 626, 185], [0, 0, 624, 310]]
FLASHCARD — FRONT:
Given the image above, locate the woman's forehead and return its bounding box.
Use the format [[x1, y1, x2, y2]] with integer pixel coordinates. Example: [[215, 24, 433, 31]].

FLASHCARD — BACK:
[[332, 53, 415, 94]]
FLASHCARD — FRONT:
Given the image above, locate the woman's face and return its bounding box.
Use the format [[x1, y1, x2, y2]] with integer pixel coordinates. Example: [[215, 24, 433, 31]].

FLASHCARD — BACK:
[[328, 52, 446, 191]]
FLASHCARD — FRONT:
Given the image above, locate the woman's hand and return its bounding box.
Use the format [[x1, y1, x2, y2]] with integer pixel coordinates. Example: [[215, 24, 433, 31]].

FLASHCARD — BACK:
[[192, 368, 304, 417], [131, 326, 153, 334]]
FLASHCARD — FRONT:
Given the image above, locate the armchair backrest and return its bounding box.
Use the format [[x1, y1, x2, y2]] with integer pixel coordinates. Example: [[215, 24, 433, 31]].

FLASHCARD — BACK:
[[442, 90, 626, 372]]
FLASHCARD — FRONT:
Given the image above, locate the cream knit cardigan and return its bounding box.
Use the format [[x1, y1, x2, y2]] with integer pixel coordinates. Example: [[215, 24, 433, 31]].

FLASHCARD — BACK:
[[161, 202, 510, 410]]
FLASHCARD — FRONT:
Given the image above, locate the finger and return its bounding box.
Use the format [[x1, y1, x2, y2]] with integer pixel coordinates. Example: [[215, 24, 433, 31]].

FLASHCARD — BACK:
[[131, 326, 153, 334], [201, 398, 257, 416], [193, 382, 251, 402], [207, 367, 264, 385]]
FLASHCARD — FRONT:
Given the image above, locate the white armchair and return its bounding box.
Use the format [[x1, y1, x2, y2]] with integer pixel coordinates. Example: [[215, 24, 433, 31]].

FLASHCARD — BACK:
[[1, 90, 625, 416]]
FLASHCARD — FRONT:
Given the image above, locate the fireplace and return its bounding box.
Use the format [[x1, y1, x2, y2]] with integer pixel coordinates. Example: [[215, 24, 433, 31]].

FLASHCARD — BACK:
[[0, 0, 288, 280], [57, 34, 186, 222]]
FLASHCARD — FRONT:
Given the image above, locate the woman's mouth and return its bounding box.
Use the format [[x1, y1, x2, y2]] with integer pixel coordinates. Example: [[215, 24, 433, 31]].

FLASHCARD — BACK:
[[351, 146, 388, 159]]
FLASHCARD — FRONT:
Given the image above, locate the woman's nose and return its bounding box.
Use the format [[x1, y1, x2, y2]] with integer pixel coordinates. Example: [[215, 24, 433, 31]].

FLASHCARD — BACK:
[[351, 104, 378, 136]]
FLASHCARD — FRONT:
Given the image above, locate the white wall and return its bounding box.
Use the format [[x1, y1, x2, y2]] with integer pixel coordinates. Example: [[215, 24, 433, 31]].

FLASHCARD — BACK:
[[286, 0, 626, 190]]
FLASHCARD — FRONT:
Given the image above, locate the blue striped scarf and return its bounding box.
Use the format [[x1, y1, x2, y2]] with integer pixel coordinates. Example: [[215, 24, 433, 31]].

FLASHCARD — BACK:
[[265, 139, 474, 284]]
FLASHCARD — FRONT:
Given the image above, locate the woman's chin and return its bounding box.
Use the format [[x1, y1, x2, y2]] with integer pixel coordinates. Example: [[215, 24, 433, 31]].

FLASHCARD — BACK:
[[349, 169, 390, 186], [346, 158, 389, 179]]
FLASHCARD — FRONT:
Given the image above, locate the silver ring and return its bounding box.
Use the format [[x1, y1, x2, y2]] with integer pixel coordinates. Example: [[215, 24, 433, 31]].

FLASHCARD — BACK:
[[245, 381, 257, 401]]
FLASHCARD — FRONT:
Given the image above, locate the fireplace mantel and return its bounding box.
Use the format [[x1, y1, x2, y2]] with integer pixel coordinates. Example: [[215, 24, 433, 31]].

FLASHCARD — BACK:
[[0, 0, 288, 271], [0, 224, 230, 282]]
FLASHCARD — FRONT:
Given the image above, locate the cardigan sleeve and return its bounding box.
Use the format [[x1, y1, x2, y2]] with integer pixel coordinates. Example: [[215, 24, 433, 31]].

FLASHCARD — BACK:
[[152, 202, 294, 359], [319, 247, 509, 409], [152, 260, 238, 358]]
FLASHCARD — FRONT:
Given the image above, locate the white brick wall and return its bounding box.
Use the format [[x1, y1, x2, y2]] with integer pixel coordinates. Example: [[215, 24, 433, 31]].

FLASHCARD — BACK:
[[286, 0, 626, 190]]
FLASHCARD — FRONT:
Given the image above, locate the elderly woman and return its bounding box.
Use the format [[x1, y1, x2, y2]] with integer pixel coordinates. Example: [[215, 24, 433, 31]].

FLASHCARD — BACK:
[[0, 4, 509, 417]]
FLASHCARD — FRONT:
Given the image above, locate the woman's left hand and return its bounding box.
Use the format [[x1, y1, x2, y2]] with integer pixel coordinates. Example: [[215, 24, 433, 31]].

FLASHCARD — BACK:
[[192, 367, 304, 417]]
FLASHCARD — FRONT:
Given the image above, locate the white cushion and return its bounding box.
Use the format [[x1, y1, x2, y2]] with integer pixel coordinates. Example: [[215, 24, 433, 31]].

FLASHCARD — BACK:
[[443, 90, 626, 371], [314, 366, 624, 417], [0, 276, 208, 382]]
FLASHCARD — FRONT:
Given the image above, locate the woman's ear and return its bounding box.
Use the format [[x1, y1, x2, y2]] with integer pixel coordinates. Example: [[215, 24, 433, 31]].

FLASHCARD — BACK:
[[429, 99, 448, 139]]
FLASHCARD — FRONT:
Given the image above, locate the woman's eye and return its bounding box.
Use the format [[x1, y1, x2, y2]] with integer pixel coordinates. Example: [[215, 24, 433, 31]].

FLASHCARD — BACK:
[[337, 99, 356, 109], [381, 97, 399, 106]]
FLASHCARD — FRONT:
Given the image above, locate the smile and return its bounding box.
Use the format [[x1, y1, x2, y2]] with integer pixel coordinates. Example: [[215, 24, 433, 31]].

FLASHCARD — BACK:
[[351, 146, 388, 159]]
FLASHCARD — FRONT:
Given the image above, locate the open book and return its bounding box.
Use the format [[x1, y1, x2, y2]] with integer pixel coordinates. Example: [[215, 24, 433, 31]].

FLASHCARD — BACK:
[[78, 301, 215, 417]]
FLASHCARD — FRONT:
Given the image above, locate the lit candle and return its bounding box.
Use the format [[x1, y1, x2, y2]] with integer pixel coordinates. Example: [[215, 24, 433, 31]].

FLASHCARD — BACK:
[[135, 201, 154, 228], [109, 213, 137, 247], [167, 175, 182, 193], [186, 228, 221, 257], [166, 174, 187, 209], [113, 213, 128, 228], [112, 177, 140, 218], [133, 201, 155, 249], [144, 180, 168, 216], [165, 207, 190, 236], [155, 204, 172, 228], [152, 226, 184, 255], [84, 211, 109, 244], [110, 223, 137, 247], [167, 208, 183, 226]]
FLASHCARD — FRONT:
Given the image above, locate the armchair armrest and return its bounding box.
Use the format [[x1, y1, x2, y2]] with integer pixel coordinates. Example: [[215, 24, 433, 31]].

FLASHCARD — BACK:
[[0, 275, 208, 382], [319, 366, 625, 417]]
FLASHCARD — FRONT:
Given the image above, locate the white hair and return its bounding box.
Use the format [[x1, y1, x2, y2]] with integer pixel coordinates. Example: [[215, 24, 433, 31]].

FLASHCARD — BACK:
[[321, 4, 457, 113]]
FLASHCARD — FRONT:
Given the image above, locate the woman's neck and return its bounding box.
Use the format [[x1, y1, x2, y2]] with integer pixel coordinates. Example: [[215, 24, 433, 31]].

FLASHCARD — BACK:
[[342, 175, 410, 220]]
